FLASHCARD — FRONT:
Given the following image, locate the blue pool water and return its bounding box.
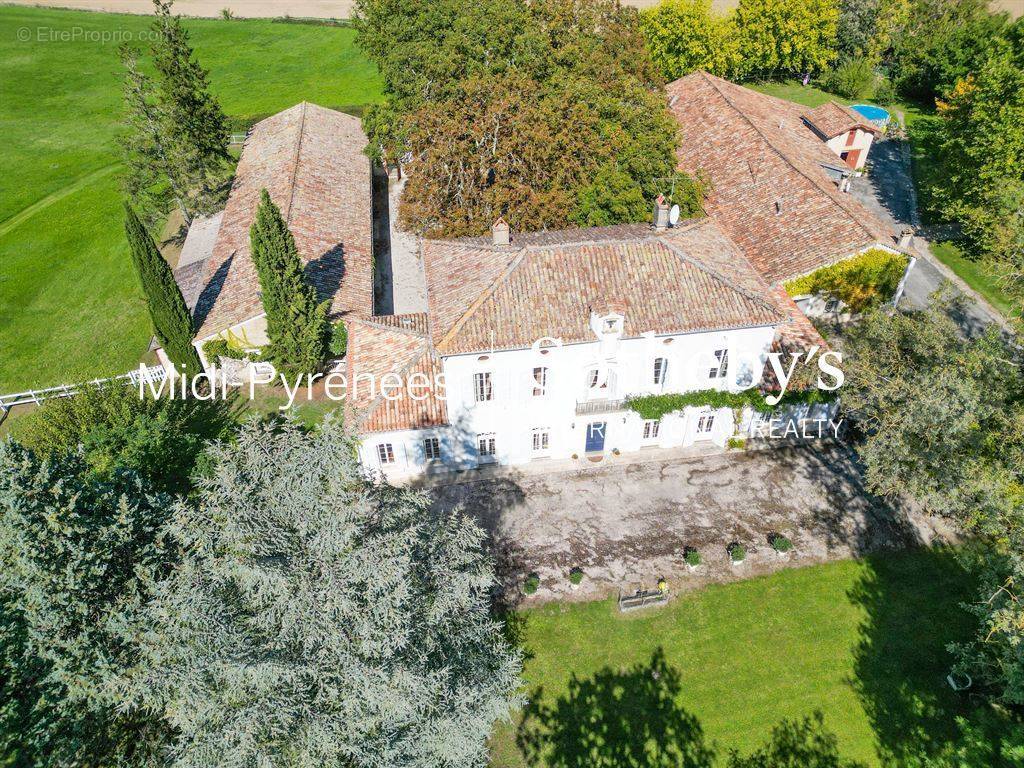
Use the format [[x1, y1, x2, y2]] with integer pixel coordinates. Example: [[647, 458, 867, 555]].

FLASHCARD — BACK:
[[850, 104, 891, 124]]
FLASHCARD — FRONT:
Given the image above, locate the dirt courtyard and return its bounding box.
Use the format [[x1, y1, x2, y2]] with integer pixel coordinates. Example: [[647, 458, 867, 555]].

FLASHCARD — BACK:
[[425, 442, 951, 605]]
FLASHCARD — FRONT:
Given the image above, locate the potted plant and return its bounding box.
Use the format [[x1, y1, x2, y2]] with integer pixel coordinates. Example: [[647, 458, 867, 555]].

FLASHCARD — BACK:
[[568, 567, 584, 589], [522, 573, 540, 596], [728, 542, 746, 565], [657, 577, 668, 593], [684, 547, 702, 570], [770, 533, 793, 557]]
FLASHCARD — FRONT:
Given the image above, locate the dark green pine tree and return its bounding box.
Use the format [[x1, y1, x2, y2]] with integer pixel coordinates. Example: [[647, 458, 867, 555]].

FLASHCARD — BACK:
[[249, 189, 329, 376], [124, 203, 202, 372], [150, 0, 230, 216]]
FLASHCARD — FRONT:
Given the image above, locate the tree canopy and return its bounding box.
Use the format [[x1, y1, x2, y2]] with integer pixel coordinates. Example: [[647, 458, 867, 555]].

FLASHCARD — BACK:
[[121, 418, 523, 767], [355, 0, 693, 237], [640, 0, 740, 80]]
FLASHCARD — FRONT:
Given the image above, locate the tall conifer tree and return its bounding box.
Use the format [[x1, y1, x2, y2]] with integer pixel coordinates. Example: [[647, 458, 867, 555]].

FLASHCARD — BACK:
[[124, 203, 201, 372], [122, 419, 523, 767], [249, 189, 329, 375]]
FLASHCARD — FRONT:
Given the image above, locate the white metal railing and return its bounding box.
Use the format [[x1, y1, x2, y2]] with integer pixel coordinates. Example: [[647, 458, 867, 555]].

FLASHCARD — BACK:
[[0, 365, 167, 421]]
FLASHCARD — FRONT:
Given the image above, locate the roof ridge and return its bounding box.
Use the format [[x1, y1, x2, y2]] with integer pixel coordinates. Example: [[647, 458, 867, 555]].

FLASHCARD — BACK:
[[436, 249, 528, 352], [701, 74, 881, 245], [283, 101, 308, 224], [658, 236, 782, 320]]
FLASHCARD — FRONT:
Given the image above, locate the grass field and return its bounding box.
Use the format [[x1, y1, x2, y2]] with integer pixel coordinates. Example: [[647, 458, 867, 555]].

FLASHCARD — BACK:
[[490, 550, 987, 767], [0, 6, 382, 392]]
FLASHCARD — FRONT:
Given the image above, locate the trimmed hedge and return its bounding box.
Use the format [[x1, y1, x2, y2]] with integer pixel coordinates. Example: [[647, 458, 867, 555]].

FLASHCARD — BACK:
[[784, 248, 909, 312], [626, 388, 836, 422]]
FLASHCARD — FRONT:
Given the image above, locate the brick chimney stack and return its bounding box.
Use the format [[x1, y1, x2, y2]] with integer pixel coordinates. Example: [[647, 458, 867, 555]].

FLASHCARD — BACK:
[[652, 195, 670, 230], [492, 217, 510, 247]]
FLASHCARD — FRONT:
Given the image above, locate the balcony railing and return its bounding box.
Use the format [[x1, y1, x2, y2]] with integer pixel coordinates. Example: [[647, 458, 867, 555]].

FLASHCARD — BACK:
[[575, 398, 628, 416]]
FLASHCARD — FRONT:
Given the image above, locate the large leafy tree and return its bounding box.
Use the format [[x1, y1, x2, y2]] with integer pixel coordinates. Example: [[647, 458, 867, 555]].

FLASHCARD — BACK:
[[886, 0, 1008, 102], [732, 0, 840, 79], [356, 0, 687, 237], [841, 301, 1024, 705], [639, 0, 740, 80], [121, 418, 523, 767], [0, 442, 172, 767], [249, 189, 329, 376], [933, 22, 1024, 279], [124, 202, 203, 373], [121, 0, 230, 225]]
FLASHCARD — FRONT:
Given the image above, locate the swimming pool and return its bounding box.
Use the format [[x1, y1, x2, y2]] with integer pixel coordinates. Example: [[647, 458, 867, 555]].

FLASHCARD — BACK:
[[850, 104, 891, 126]]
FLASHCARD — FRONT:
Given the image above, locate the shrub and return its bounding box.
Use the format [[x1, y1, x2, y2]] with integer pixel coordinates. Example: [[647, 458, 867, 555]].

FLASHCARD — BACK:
[[626, 387, 836, 422], [823, 58, 876, 100], [684, 548, 702, 567], [328, 320, 348, 358], [729, 543, 746, 562], [770, 534, 793, 553], [202, 337, 250, 362], [784, 248, 909, 312], [523, 574, 540, 595], [10, 384, 233, 494], [568, 568, 584, 586], [727, 437, 746, 450], [873, 77, 896, 105]]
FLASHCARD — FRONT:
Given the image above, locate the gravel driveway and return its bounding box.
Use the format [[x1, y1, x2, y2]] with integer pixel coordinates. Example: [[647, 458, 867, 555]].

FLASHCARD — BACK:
[[426, 443, 948, 604]]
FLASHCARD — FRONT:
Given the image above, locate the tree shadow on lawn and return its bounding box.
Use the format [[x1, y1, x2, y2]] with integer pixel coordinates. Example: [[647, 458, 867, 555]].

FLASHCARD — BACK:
[[515, 648, 715, 768], [849, 547, 980, 766]]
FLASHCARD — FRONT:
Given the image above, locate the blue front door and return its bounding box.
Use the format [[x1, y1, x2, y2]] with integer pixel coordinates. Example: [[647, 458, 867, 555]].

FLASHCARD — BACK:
[[585, 421, 607, 453]]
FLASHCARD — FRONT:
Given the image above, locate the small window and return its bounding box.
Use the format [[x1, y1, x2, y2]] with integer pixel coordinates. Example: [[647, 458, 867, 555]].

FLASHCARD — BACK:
[[423, 437, 440, 461], [697, 414, 715, 433], [474, 371, 493, 402], [532, 366, 548, 397], [824, 297, 839, 313], [532, 429, 550, 453], [376, 443, 395, 465], [643, 419, 660, 440], [603, 317, 621, 333], [653, 357, 668, 386], [587, 368, 605, 389], [477, 433, 496, 457], [709, 349, 729, 379]]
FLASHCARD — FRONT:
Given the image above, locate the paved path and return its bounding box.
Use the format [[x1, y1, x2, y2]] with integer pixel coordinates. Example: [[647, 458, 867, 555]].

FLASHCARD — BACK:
[[850, 138, 1004, 334], [427, 443, 949, 605]]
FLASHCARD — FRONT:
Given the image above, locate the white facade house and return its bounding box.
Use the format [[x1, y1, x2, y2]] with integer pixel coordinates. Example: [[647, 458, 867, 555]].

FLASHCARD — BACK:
[[351, 214, 824, 481]]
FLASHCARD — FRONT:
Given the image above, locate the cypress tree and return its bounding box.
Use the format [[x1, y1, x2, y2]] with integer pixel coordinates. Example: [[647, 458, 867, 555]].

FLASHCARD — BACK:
[[124, 203, 201, 372], [249, 189, 329, 376]]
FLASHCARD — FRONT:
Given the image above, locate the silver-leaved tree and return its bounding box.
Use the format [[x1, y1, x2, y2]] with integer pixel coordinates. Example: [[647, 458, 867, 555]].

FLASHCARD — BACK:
[[122, 417, 523, 767]]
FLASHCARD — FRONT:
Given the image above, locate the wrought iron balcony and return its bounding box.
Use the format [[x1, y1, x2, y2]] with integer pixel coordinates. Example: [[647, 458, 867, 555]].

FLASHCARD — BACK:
[[575, 398, 628, 416]]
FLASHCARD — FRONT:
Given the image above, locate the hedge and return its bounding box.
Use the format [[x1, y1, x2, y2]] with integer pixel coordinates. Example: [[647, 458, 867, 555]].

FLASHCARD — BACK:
[[783, 248, 909, 312], [625, 388, 836, 422]]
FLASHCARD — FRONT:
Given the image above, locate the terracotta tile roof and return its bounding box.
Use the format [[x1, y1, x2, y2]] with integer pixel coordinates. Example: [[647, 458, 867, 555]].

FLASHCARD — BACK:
[[666, 72, 898, 284], [769, 286, 828, 352], [421, 220, 785, 355], [345, 314, 448, 434], [193, 102, 372, 339], [802, 101, 880, 140]]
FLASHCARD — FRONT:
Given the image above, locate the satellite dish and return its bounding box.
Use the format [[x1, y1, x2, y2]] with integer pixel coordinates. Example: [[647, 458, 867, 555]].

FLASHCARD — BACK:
[[668, 204, 681, 226]]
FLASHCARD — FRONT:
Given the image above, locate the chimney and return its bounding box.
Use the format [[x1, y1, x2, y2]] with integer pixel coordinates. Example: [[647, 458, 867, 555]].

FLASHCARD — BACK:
[[652, 194, 670, 230], [897, 227, 914, 250], [491, 217, 510, 247]]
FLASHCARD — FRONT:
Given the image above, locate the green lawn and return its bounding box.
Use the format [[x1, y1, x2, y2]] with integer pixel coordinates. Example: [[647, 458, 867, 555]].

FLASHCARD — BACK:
[[491, 550, 985, 767], [0, 7, 382, 392], [930, 241, 1018, 319]]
